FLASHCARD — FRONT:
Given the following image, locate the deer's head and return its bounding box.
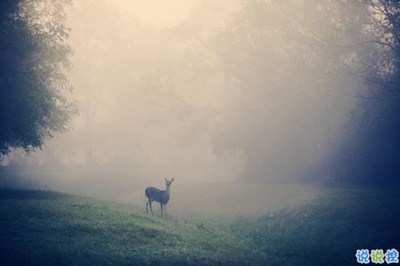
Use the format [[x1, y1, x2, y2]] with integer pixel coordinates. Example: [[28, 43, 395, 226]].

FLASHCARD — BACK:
[[165, 178, 174, 188]]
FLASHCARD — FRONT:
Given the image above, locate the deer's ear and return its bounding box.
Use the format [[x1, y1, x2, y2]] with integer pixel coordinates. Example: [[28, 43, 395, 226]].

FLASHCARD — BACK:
[[165, 178, 167, 182], [171, 178, 175, 182]]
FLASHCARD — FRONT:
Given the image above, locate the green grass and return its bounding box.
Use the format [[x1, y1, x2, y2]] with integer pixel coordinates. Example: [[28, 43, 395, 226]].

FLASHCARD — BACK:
[[0, 190, 250, 265], [0, 188, 399, 265], [224, 189, 400, 265]]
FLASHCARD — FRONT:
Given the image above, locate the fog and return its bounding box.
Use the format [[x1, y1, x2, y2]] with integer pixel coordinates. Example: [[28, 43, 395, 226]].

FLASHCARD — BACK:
[[0, 0, 375, 216]]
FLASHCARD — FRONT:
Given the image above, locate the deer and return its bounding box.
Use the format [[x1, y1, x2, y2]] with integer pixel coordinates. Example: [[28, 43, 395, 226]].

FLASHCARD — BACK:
[[145, 178, 174, 217]]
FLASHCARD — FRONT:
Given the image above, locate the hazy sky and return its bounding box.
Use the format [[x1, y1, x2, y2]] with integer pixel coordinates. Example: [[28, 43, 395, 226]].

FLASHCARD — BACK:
[[108, 0, 197, 28]]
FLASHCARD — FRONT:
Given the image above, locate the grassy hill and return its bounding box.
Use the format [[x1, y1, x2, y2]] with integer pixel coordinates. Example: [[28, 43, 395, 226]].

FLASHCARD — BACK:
[[0, 188, 399, 265]]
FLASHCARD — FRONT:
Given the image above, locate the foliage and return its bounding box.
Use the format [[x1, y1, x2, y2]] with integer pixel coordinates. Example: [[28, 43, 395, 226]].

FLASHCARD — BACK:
[[0, 0, 75, 157], [328, 0, 400, 185], [211, 0, 400, 185], [211, 0, 367, 181]]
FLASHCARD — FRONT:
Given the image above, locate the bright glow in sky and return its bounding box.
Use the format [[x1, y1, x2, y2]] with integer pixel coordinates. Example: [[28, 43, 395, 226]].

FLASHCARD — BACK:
[[108, 0, 197, 27]]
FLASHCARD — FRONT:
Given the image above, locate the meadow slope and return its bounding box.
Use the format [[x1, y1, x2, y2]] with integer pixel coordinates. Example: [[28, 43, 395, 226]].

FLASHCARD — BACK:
[[0, 188, 399, 265]]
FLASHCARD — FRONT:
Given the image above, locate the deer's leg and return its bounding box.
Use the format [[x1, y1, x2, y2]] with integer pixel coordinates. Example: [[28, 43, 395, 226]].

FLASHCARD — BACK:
[[146, 203, 151, 214], [164, 204, 168, 217], [149, 200, 154, 215], [146, 198, 151, 214], [160, 203, 164, 217]]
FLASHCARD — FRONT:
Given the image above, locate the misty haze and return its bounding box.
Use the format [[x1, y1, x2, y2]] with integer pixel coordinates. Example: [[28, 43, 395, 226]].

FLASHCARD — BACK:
[[1, 0, 399, 265]]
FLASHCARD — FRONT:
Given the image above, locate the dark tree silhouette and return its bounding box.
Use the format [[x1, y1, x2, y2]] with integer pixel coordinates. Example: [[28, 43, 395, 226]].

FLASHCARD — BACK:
[[329, 0, 400, 186], [0, 0, 75, 156]]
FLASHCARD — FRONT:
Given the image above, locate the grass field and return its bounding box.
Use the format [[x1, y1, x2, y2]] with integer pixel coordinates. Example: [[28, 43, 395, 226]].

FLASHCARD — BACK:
[[0, 187, 399, 265]]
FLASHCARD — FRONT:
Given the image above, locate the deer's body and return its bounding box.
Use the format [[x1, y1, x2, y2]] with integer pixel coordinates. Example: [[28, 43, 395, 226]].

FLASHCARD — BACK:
[[145, 187, 170, 204], [145, 178, 174, 217]]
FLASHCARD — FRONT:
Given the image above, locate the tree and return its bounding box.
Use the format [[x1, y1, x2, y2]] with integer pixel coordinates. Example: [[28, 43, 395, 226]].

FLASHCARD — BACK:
[[327, 0, 400, 185], [0, 0, 75, 157], [208, 0, 400, 185], [210, 0, 363, 181]]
